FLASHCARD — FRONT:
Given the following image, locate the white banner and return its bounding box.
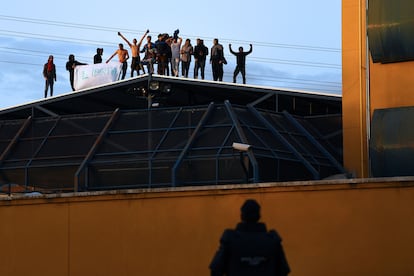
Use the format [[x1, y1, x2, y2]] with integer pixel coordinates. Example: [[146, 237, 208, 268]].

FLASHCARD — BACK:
[[73, 63, 122, 90]]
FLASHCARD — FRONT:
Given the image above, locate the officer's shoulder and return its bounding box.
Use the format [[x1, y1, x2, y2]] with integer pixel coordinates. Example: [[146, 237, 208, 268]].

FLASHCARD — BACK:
[[267, 229, 282, 242], [220, 228, 237, 242]]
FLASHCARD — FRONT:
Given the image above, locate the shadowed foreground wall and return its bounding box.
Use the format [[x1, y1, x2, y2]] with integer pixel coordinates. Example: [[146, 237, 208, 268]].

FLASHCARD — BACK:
[[1, 178, 414, 276]]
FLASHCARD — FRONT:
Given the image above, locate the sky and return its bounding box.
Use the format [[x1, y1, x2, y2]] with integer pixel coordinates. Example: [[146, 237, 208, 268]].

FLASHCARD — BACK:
[[0, 0, 342, 110]]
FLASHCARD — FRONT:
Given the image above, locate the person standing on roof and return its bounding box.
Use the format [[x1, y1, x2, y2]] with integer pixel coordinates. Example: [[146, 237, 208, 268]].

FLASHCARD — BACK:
[[210, 38, 226, 81], [229, 44, 253, 84], [193, 38, 208, 80], [170, 32, 182, 77], [94, 48, 103, 64], [66, 54, 87, 91], [181, 38, 193, 78], [43, 55, 56, 98], [141, 35, 156, 74], [155, 33, 171, 75], [118, 30, 149, 77], [106, 43, 129, 80]]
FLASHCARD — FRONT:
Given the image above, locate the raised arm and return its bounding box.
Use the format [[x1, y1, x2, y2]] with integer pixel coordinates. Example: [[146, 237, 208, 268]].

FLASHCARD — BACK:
[[247, 44, 253, 55], [75, 59, 87, 66], [106, 51, 117, 63], [229, 44, 236, 55], [118, 32, 131, 47], [138, 29, 150, 47]]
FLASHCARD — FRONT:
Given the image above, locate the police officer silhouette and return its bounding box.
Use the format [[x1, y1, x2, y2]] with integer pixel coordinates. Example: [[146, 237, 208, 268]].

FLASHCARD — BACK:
[[209, 199, 290, 276]]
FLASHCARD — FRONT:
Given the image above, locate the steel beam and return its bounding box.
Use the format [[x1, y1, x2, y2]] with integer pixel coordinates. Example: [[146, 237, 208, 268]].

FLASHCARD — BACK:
[[282, 111, 346, 173], [171, 102, 215, 187], [0, 116, 32, 166], [224, 100, 259, 183], [74, 108, 120, 191], [247, 104, 320, 180]]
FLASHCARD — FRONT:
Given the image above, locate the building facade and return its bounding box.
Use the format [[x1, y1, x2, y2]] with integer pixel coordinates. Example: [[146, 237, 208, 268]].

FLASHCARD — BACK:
[[342, 0, 414, 177]]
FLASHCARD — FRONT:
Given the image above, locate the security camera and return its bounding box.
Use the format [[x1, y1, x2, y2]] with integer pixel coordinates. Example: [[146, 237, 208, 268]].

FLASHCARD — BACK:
[[232, 142, 251, 152]]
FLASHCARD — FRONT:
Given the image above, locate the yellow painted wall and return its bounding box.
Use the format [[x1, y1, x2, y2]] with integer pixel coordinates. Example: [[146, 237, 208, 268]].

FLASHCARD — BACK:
[[369, 61, 414, 111], [342, 0, 414, 177], [342, 0, 368, 178], [1, 179, 414, 276]]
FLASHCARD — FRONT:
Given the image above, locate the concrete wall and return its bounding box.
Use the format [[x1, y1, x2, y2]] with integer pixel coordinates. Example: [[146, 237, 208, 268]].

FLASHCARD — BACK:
[[342, 0, 414, 177], [1, 178, 414, 276]]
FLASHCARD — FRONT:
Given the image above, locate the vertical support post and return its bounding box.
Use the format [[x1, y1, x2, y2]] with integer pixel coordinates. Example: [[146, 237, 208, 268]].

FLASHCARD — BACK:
[[224, 100, 259, 183]]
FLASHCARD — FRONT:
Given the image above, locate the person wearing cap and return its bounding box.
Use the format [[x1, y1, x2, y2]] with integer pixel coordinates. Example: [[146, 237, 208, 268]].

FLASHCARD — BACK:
[[43, 55, 56, 98], [209, 199, 290, 276]]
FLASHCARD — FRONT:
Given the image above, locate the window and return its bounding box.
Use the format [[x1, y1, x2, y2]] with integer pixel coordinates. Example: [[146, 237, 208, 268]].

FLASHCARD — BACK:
[[368, 0, 414, 63]]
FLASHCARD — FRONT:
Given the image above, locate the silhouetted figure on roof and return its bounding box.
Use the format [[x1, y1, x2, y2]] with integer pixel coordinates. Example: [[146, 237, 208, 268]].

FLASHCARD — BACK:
[[210, 38, 226, 81], [66, 54, 87, 91], [193, 38, 208, 80], [229, 44, 253, 84], [94, 48, 103, 64], [155, 33, 172, 75], [209, 199, 290, 276], [43, 55, 56, 98]]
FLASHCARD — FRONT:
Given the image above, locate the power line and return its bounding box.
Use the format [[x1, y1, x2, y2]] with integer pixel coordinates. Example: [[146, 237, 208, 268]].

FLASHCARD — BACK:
[[0, 46, 342, 83], [249, 58, 340, 69], [0, 41, 341, 70], [0, 14, 341, 52], [0, 45, 341, 91], [0, 46, 91, 61], [0, 15, 342, 70], [0, 14, 144, 35], [0, 29, 113, 47], [0, 14, 342, 93], [0, 51, 341, 93], [0, 60, 341, 92]]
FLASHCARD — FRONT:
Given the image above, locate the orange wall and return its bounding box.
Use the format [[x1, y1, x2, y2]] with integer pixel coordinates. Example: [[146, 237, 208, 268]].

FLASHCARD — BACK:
[[342, 0, 369, 178], [1, 179, 414, 276], [342, 0, 414, 177], [369, 60, 414, 111]]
